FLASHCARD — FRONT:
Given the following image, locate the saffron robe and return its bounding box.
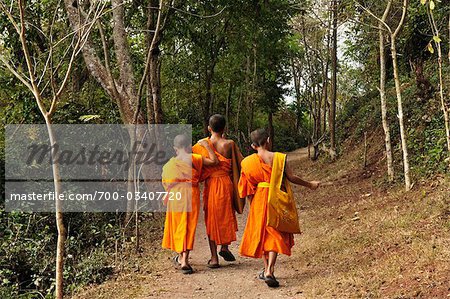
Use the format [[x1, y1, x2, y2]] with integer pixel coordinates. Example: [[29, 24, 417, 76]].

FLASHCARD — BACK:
[[238, 153, 294, 258], [161, 154, 202, 253], [192, 138, 238, 245]]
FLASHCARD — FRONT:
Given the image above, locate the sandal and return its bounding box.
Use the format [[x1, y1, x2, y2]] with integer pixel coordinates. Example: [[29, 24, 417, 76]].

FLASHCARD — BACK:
[[181, 265, 194, 275], [206, 259, 220, 269], [263, 275, 279, 288], [258, 270, 265, 280], [259, 271, 279, 287], [219, 250, 236, 262], [172, 255, 181, 267]]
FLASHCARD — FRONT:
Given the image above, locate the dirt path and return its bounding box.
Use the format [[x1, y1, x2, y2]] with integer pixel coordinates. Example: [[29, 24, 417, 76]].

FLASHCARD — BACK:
[[75, 148, 311, 299], [141, 148, 310, 298], [74, 146, 449, 298]]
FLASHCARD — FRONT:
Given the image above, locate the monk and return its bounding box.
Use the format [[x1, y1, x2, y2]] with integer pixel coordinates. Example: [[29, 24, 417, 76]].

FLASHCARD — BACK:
[[238, 128, 320, 287], [161, 134, 219, 274], [192, 114, 243, 268]]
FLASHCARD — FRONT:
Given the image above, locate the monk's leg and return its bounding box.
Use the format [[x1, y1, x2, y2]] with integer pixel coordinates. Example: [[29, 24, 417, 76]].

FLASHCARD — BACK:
[[180, 250, 190, 268], [208, 238, 219, 265], [265, 251, 278, 277]]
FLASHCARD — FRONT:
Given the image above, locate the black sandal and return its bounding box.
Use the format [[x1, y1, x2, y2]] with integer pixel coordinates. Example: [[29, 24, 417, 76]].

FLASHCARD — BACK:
[[264, 275, 279, 288], [219, 250, 236, 262], [181, 265, 194, 274], [207, 259, 220, 269], [259, 271, 279, 287]]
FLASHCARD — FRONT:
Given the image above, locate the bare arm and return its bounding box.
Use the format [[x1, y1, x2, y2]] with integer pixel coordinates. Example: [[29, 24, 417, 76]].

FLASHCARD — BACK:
[[284, 159, 320, 190], [198, 140, 219, 166]]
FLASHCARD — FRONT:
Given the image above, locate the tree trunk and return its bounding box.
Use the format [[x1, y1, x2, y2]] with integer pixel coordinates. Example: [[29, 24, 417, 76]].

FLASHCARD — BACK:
[[203, 67, 214, 135], [225, 82, 233, 126], [437, 44, 450, 151], [379, 18, 394, 181], [391, 38, 411, 190], [329, 0, 338, 159], [147, 0, 163, 124], [291, 59, 302, 133], [235, 89, 242, 143], [268, 111, 274, 150], [149, 53, 163, 124], [45, 118, 66, 299]]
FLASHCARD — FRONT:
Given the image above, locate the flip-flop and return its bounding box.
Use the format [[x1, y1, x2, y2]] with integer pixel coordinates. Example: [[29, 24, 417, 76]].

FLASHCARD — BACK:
[[263, 275, 279, 288], [172, 255, 181, 267], [219, 250, 236, 262], [207, 259, 220, 269], [181, 265, 194, 275], [258, 271, 265, 280], [259, 271, 277, 281]]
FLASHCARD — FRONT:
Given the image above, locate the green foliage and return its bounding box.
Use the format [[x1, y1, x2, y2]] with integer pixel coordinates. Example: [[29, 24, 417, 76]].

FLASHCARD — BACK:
[[0, 209, 120, 297]]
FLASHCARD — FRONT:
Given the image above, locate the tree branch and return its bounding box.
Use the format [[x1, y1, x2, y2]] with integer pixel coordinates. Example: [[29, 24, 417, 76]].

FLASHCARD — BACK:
[[393, 0, 409, 39]]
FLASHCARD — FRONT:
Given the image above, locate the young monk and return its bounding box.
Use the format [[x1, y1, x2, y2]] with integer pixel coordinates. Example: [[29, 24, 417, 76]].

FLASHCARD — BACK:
[[161, 134, 219, 274], [238, 128, 320, 287], [192, 114, 243, 268]]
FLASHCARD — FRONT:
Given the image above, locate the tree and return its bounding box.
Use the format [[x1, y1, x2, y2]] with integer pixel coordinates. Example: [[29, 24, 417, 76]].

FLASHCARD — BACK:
[[373, 0, 410, 190], [423, 0, 450, 152], [361, 0, 411, 190], [329, 0, 339, 159], [378, 1, 395, 182], [291, 3, 330, 160], [0, 0, 99, 297]]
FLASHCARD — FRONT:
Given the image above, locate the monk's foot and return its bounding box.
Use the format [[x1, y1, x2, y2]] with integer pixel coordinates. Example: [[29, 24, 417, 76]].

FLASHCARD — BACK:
[[219, 249, 236, 262], [207, 258, 220, 268], [261, 272, 279, 288], [181, 264, 193, 275], [172, 255, 181, 268]]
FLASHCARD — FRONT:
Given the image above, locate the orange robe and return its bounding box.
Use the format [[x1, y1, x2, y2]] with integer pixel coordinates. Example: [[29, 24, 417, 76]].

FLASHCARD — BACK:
[[161, 154, 202, 253], [192, 139, 237, 245], [238, 153, 294, 258]]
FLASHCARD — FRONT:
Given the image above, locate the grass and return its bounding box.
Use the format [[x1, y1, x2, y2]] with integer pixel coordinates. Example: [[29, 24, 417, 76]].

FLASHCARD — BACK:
[[290, 131, 449, 298]]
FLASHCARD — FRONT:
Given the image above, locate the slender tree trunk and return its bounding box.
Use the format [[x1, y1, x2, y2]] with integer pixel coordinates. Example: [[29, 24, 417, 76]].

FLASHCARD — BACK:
[[329, 0, 338, 159], [203, 67, 214, 135], [146, 82, 155, 125], [435, 39, 450, 151], [150, 54, 163, 124], [235, 89, 242, 143], [291, 59, 302, 133], [147, 0, 163, 124], [225, 82, 232, 126], [379, 18, 394, 181], [322, 10, 332, 136], [391, 39, 411, 190], [44, 118, 65, 299], [268, 111, 274, 150]]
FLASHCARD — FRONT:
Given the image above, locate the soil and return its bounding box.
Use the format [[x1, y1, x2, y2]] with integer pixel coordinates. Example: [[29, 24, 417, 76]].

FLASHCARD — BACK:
[[72, 147, 450, 299]]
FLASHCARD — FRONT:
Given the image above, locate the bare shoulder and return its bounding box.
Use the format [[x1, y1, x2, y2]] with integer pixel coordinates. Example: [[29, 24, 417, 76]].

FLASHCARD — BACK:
[[223, 139, 235, 148]]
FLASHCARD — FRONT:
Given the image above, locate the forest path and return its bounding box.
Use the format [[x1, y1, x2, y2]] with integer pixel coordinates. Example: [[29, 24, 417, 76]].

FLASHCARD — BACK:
[[73, 145, 449, 298], [74, 148, 312, 299], [138, 147, 311, 298]]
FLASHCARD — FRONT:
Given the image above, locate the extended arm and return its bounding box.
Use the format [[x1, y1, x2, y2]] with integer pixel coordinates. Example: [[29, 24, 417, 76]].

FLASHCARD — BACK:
[[284, 159, 320, 190]]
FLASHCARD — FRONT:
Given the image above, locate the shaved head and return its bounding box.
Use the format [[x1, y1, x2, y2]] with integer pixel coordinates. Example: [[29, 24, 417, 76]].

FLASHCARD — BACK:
[[208, 114, 226, 133], [173, 134, 191, 149], [250, 128, 269, 147]]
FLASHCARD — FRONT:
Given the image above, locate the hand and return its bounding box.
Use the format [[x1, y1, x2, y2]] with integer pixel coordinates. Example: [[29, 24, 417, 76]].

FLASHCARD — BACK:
[[309, 181, 320, 190]]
